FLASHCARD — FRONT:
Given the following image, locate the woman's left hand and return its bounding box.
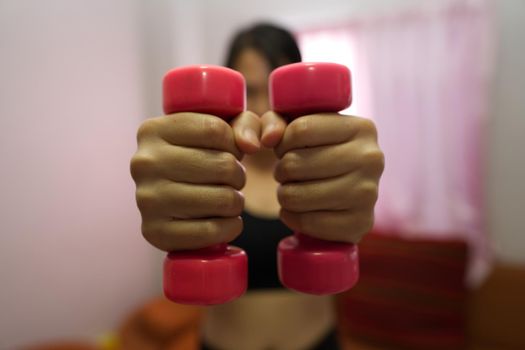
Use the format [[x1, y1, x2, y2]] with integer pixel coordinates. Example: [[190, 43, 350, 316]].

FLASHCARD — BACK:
[[260, 112, 384, 243]]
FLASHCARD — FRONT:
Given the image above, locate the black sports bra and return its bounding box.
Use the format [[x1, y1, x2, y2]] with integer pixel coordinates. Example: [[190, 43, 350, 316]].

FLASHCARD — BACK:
[[230, 211, 293, 290]]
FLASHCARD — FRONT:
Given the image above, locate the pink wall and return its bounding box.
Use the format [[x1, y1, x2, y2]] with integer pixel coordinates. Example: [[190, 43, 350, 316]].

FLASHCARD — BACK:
[[198, 0, 525, 264], [0, 0, 161, 347]]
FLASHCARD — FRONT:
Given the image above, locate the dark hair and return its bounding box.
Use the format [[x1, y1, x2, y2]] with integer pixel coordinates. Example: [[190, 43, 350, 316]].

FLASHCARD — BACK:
[[225, 23, 302, 70]]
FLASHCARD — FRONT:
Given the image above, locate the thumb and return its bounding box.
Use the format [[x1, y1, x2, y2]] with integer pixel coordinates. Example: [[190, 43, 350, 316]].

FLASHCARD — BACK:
[[260, 111, 287, 148], [231, 110, 261, 155]]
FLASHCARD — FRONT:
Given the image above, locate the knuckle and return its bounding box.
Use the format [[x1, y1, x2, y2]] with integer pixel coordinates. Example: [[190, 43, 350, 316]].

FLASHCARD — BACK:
[[218, 189, 244, 216], [137, 118, 160, 140], [135, 187, 160, 213], [199, 218, 242, 245], [130, 151, 157, 180], [198, 220, 221, 242], [278, 152, 300, 181], [334, 212, 373, 244], [289, 118, 310, 140], [204, 117, 230, 148], [215, 152, 238, 182], [218, 217, 243, 242], [141, 221, 168, 251], [297, 214, 312, 233], [343, 116, 354, 131], [356, 182, 379, 207], [301, 213, 330, 238], [362, 148, 385, 174], [358, 117, 377, 134], [353, 212, 374, 239], [278, 185, 301, 211]]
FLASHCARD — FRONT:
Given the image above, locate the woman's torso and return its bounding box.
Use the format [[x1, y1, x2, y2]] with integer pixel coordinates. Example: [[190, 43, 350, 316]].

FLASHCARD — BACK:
[[202, 159, 335, 350], [203, 291, 335, 350]]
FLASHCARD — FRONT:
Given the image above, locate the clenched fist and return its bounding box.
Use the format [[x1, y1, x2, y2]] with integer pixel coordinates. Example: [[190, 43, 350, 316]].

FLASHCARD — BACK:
[[261, 112, 384, 244], [130, 111, 260, 251], [131, 108, 383, 251]]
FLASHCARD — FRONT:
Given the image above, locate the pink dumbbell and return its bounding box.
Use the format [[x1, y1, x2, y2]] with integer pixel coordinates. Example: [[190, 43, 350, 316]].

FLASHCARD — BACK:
[[162, 65, 247, 305], [270, 62, 359, 295]]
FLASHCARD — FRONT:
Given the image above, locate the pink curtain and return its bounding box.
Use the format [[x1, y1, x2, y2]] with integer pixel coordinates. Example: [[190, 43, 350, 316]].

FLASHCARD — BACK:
[[298, 0, 495, 285]]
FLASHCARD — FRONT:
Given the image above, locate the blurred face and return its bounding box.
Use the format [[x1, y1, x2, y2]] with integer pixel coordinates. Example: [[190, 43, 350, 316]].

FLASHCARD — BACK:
[[232, 48, 272, 116]]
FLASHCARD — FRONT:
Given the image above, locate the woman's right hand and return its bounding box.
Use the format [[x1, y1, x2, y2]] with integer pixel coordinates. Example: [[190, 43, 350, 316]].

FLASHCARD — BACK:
[[130, 111, 261, 251]]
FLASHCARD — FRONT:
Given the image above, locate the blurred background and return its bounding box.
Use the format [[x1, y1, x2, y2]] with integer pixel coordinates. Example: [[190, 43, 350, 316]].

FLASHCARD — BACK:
[[1, 0, 524, 349]]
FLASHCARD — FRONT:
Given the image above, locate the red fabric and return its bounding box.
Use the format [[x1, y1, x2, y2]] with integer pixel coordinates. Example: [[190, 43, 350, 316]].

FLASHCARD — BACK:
[[338, 232, 469, 350]]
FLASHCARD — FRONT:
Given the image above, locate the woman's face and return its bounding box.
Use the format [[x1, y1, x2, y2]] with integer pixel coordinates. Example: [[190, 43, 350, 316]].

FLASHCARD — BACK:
[[232, 48, 272, 117]]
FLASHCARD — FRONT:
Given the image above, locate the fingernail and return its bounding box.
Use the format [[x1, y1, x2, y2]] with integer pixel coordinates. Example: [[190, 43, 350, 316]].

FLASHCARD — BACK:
[[262, 122, 276, 139], [243, 128, 260, 148]]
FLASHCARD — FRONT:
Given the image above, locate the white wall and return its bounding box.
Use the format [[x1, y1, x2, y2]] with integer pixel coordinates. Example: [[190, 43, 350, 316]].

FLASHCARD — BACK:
[[0, 0, 161, 347], [487, 0, 525, 263]]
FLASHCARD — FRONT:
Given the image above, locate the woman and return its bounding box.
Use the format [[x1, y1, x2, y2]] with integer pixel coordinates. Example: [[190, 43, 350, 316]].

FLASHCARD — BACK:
[[131, 23, 384, 350]]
